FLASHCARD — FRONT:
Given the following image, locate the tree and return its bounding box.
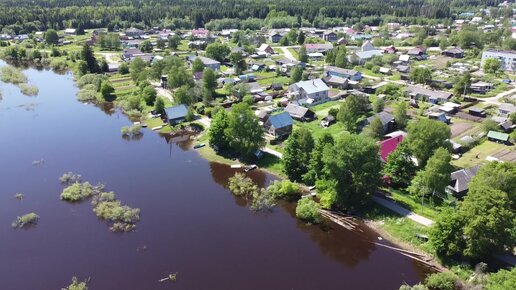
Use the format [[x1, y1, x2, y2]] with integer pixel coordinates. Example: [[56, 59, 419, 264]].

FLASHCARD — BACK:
[[205, 42, 230, 61], [100, 81, 114, 101], [383, 142, 416, 187], [229, 52, 247, 74], [267, 180, 300, 199], [290, 65, 303, 83], [424, 272, 459, 290], [225, 103, 265, 157], [296, 198, 322, 224], [363, 116, 385, 140], [406, 118, 451, 167], [372, 97, 384, 113], [154, 97, 165, 115], [130, 57, 147, 83], [139, 40, 153, 53], [319, 134, 382, 209], [303, 133, 335, 185], [279, 35, 290, 46], [409, 67, 432, 85], [168, 35, 181, 50], [80, 44, 99, 73], [482, 119, 501, 133], [483, 58, 500, 74], [297, 31, 306, 44], [337, 95, 369, 132], [485, 267, 516, 290], [409, 147, 452, 201], [283, 128, 314, 182], [208, 109, 230, 150], [334, 47, 348, 68], [119, 63, 129, 75], [430, 162, 516, 260], [298, 45, 308, 63], [142, 85, 157, 105], [453, 72, 471, 96], [394, 102, 409, 130], [100, 59, 109, 73], [175, 86, 194, 105], [156, 39, 165, 50], [45, 29, 59, 45], [192, 57, 205, 73], [202, 68, 217, 103]]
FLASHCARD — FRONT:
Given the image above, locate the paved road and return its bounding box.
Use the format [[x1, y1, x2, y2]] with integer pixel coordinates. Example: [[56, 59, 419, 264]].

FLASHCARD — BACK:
[[371, 195, 434, 227], [477, 86, 516, 105]]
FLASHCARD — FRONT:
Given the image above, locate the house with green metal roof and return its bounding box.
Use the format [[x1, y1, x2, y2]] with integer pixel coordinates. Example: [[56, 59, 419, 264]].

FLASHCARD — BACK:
[[487, 131, 510, 144]]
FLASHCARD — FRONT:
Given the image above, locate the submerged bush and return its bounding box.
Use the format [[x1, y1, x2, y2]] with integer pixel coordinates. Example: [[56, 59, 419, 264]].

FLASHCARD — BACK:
[[295, 198, 321, 224], [228, 173, 257, 196], [121, 125, 142, 137], [93, 200, 140, 232], [19, 83, 39, 96], [0, 66, 27, 84], [62, 276, 88, 290], [250, 188, 275, 211], [60, 182, 94, 202], [267, 180, 300, 199], [59, 172, 82, 185], [12, 212, 39, 228], [77, 84, 97, 102]]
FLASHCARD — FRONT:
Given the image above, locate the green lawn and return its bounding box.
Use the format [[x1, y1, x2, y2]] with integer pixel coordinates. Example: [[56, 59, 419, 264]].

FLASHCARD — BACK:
[[294, 119, 348, 140], [384, 188, 441, 220], [452, 140, 510, 168], [287, 48, 299, 60]]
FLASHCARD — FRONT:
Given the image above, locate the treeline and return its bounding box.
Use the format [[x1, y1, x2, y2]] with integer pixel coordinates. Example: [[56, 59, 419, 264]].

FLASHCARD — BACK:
[[0, 0, 506, 34]]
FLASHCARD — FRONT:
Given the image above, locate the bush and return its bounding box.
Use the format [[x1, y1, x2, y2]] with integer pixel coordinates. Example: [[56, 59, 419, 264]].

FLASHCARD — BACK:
[[228, 173, 256, 196], [62, 276, 88, 290], [12, 212, 40, 228], [296, 198, 321, 224], [267, 180, 300, 199], [424, 272, 459, 290], [19, 83, 39, 96], [119, 63, 129, 75], [93, 200, 140, 232], [0, 66, 27, 84], [60, 182, 94, 202], [59, 172, 82, 185]]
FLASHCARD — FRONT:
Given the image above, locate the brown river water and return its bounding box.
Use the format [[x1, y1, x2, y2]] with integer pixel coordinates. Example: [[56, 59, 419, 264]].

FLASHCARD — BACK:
[[0, 62, 431, 289]]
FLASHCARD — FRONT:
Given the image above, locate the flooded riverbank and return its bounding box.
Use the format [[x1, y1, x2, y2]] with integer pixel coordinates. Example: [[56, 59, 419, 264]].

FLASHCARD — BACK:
[[0, 62, 431, 289]]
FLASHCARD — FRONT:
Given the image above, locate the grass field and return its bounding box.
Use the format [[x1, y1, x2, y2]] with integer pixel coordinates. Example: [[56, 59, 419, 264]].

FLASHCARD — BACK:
[[452, 140, 509, 168]]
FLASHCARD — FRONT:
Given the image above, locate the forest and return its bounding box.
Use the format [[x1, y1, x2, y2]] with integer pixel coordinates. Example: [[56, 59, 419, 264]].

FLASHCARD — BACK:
[[0, 0, 507, 34]]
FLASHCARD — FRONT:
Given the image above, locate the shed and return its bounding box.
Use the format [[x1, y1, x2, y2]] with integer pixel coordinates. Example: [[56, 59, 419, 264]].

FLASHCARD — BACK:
[[284, 104, 316, 122], [487, 131, 510, 144]]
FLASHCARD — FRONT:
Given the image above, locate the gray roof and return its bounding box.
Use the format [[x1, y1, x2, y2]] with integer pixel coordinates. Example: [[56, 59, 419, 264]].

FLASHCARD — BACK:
[[406, 85, 452, 100], [291, 79, 329, 95], [164, 104, 188, 120], [268, 112, 293, 129], [355, 50, 383, 60], [323, 75, 348, 85], [366, 111, 394, 126], [198, 56, 220, 65], [499, 103, 516, 113], [449, 165, 480, 193], [285, 104, 311, 119], [325, 66, 359, 76]]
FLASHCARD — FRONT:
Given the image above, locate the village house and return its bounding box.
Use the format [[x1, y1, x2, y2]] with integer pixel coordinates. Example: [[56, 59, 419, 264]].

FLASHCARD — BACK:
[[64, 28, 77, 35], [364, 111, 395, 133], [353, 40, 383, 63], [258, 44, 274, 54], [188, 55, 221, 71], [442, 47, 465, 58], [284, 104, 316, 121], [269, 32, 283, 43], [125, 28, 145, 38], [498, 103, 516, 116], [470, 81, 494, 94], [263, 112, 294, 140], [324, 66, 362, 81], [122, 48, 144, 60], [405, 85, 452, 104], [446, 165, 480, 197], [164, 104, 189, 125], [323, 75, 348, 89], [481, 49, 516, 72], [323, 31, 338, 42], [288, 79, 329, 106], [407, 46, 426, 59], [304, 43, 334, 54], [378, 133, 404, 162], [192, 28, 210, 39], [487, 130, 510, 144]]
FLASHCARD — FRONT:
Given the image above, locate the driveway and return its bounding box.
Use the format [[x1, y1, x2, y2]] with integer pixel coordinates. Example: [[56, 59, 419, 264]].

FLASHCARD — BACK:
[[278, 46, 300, 61], [372, 195, 434, 227]]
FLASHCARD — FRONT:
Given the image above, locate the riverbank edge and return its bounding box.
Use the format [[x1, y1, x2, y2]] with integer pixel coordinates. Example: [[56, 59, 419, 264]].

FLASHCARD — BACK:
[[190, 131, 449, 276]]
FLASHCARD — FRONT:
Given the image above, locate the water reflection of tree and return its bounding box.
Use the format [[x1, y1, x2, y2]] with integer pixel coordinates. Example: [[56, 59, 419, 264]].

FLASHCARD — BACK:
[[98, 102, 115, 116], [278, 201, 376, 268], [121, 133, 144, 142]]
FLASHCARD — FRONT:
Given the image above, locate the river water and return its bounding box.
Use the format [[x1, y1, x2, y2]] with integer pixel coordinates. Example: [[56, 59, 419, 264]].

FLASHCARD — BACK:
[[0, 63, 431, 289]]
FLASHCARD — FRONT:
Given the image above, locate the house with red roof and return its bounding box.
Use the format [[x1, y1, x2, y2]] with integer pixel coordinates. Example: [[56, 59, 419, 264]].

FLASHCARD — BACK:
[[378, 134, 404, 162]]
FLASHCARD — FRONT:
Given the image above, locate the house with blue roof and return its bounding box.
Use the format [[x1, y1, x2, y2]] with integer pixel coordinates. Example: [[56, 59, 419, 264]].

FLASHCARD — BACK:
[[264, 111, 293, 139], [164, 104, 189, 125]]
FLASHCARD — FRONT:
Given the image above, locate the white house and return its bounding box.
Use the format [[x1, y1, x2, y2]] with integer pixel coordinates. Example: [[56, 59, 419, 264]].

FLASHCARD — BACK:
[[481, 49, 516, 72], [288, 79, 329, 106]]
